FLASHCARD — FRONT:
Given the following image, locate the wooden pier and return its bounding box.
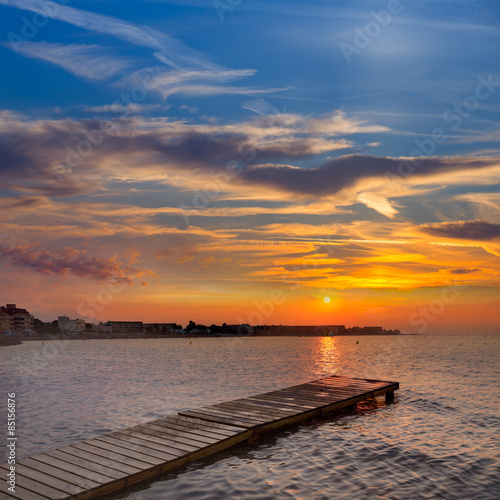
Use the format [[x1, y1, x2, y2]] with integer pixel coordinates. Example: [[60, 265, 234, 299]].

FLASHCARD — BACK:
[[1, 375, 398, 500]]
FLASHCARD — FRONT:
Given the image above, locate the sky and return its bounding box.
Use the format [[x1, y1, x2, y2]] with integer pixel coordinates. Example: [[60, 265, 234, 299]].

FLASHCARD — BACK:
[[0, 0, 499, 333]]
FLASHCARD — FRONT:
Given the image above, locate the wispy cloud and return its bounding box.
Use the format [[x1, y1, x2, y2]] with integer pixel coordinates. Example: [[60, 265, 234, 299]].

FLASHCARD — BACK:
[[84, 103, 161, 113], [119, 67, 286, 99], [7, 42, 132, 80], [0, 0, 275, 97], [0, 0, 216, 70]]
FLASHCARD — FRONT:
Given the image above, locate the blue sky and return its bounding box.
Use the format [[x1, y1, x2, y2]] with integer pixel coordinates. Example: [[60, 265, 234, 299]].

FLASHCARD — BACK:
[[1, 0, 499, 157], [0, 0, 499, 331]]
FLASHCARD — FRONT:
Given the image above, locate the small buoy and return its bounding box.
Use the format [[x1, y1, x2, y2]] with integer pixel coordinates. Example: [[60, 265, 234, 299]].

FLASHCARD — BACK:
[[356, 340, 359, 344]]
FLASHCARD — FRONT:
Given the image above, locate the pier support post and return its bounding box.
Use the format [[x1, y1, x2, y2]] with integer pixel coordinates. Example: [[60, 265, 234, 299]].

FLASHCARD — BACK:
[[385, 391, 395, 403], [248, 433, 260, 444]]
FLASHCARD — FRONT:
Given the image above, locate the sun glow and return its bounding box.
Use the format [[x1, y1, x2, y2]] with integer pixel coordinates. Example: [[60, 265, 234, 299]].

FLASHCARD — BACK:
[[324, 296, 331, 303]]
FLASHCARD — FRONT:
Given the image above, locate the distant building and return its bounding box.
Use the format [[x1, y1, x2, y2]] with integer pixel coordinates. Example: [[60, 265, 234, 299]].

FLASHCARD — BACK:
[[236, 324, 253, 335], [0, 304, 34, 334], [362, 326, 383, 334], [96, 322, 112, 333], [143, 323, 181, 333], [0, 313, 12, 334], [58, 316, 86, 333], [317, 325, 346, 335], [98, 321, 143, 333]]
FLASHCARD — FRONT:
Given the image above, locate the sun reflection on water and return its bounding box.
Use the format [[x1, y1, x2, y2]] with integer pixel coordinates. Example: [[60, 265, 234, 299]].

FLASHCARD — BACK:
[[316, 336, 341, 375]]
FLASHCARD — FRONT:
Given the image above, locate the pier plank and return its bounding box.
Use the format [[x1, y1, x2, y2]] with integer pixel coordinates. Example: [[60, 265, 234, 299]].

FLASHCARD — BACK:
[[1, 464, 85, 497], [184, 408, 268, 427], [310, 382, 380, 393], [138, 423, 218, 446], [0, 466, 70, 499], [83, 437, 167, 465], [1, 375, 399, 500], [159, 415, 247, 434], [107, 431, 190, 456], [44, 449, 127, 480], [30, 454, 116, 484], [179, 409, 258, 428], [55, 445, 143, 475], [216, 400, 294, 418], [129, 425, 213, 449], [251, 391, 319, 405], [70, 442, 154, 472], [113, 428, 201, 454], [148, 420, 230, 442], [93, 435, 179, 462], [239, 396, 310, 411], [203, 404, 275, 423], [14, 457, 102, 490], [283, 385, 363, 399], [0, 485, 50, 500], [262, 391, 339, 406], [249, 395, 317, 410]]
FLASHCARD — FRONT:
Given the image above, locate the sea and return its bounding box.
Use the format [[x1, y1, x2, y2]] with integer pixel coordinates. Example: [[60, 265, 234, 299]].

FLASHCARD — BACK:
[[1, 335, 499, 500]]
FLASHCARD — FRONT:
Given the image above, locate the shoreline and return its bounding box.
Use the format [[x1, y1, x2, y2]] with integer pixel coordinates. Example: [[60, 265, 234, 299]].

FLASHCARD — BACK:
[[0, 336, 23, 346], [8, 332, 409, 343]]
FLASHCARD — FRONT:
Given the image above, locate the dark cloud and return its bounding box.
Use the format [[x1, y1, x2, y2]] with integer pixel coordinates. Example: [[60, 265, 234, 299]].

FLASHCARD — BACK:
[[0, 244, 153, 283], [0, 120, 100, 196], [240, 155, 492, 196], [0, 197, 45, 209], [0, 115, 498, 199], [420, 220, 500, 241], [449, 268, 481, 274]]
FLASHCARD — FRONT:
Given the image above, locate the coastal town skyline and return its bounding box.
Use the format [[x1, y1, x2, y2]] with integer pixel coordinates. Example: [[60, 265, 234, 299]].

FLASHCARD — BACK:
[[1, 302, 400, 336], [1, 1, 499, 334]]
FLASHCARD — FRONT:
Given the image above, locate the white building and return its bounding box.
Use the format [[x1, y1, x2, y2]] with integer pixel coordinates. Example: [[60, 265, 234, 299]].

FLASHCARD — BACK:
[[0, 304, 35, 335], [58, 316, 86, 333]]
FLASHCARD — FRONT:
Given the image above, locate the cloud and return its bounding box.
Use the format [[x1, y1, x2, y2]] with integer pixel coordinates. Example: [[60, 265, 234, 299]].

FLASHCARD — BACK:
[[0, 111, 361, 195], [449, 268, 480, 274], [0, 0, 216, 70], [179, 104, 198, 114], [5, 42, 132, 80], [1, 111, 499, 212], [419, 220, 500, 241], [84, 104, 160, 114], [1, 0, 273, 97], [453, 193, 500, 222], [239, 155, 498, 197], [119, 67, 288, 99], [357, 192, 398, 218], [0, 120, 98, 196], [241, 98, 284, 116], [0, 243, 154, 283]]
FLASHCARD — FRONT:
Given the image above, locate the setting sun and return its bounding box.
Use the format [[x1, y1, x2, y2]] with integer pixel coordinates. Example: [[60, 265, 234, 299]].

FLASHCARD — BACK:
[[324, 296, 331, 304]]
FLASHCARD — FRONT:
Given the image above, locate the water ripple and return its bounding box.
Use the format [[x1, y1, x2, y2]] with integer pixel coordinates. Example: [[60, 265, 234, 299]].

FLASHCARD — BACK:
[[1, 335, 499, 499]]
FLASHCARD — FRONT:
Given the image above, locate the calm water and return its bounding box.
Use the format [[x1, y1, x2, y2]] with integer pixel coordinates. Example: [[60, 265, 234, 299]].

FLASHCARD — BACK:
[[1, 335, 499, 499]]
